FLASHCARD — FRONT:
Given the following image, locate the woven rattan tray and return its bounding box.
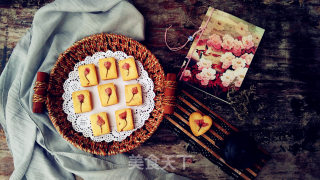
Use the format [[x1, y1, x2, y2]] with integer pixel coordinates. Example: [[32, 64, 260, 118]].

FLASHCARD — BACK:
[[46, 33, 165, 155]]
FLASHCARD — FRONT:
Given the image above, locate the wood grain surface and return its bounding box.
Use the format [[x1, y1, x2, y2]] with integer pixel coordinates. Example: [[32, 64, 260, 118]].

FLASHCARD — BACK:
[[0, 0, 320, 179]]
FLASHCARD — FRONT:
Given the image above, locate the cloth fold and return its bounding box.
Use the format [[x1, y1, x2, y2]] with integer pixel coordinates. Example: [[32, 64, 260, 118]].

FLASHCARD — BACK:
[[0, 0, 187, 179]]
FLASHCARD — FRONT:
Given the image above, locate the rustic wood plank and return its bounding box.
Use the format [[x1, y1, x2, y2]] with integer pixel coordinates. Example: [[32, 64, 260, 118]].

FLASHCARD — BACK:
[[132, 0, 320, 179], [0, 129, 13, 179]]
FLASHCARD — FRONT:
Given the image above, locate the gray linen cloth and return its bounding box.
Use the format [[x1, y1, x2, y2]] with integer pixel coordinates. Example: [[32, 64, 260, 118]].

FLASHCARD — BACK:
[[0, 0, 189, 179]]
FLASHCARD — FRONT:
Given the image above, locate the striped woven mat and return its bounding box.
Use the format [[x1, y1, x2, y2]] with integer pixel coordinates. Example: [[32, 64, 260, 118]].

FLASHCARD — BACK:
[[163, 90, 270, 180]]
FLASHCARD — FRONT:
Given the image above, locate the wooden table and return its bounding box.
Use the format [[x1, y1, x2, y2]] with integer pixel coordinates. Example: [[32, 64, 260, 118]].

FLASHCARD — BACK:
[[1, 0, 320, 179]]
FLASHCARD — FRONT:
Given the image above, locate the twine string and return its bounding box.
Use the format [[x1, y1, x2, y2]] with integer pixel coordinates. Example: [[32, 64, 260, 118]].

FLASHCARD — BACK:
[[163, 96, 176, 106], [164, 25, 204, 51], [33, 80, 48, 103], [33, 94, 46, 103], [33, 81, 48, 91], [163, 80, 177, 106], [179, 8, 215, 80], [165, 80, 177, 89]]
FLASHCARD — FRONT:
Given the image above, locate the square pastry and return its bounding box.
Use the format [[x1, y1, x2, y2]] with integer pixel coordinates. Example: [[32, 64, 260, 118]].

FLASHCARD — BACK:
[[99, 57, 118, 80], [119, 57, 139, 81], [78, 64, 98, 87], [115, 108, 134, 132], [98, 83, 118, 106], [72, 90, 92, 113], [125, 83, 143, 106], [90, 112, 110, 136]]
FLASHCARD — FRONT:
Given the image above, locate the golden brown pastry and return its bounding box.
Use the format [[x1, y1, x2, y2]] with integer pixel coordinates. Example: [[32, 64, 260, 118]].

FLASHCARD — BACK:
[[72, 90, 92, 113], [78, 64, 98, 87], [189, 112, 212, 136], [99, 57, 118, 80], [118, 57, 139, 81], [125, 83, 143, 106], [97, 83, 118, 106], [90, 112, 110, 136], [115, 108, 134, 132]]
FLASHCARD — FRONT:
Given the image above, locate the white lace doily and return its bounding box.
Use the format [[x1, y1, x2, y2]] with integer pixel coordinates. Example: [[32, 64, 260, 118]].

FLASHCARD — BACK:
[[62, 51, 155, 142]]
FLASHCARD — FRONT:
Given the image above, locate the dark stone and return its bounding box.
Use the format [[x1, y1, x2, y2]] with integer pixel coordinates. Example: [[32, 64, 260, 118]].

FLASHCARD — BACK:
[[222, 132, 258, 169]]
